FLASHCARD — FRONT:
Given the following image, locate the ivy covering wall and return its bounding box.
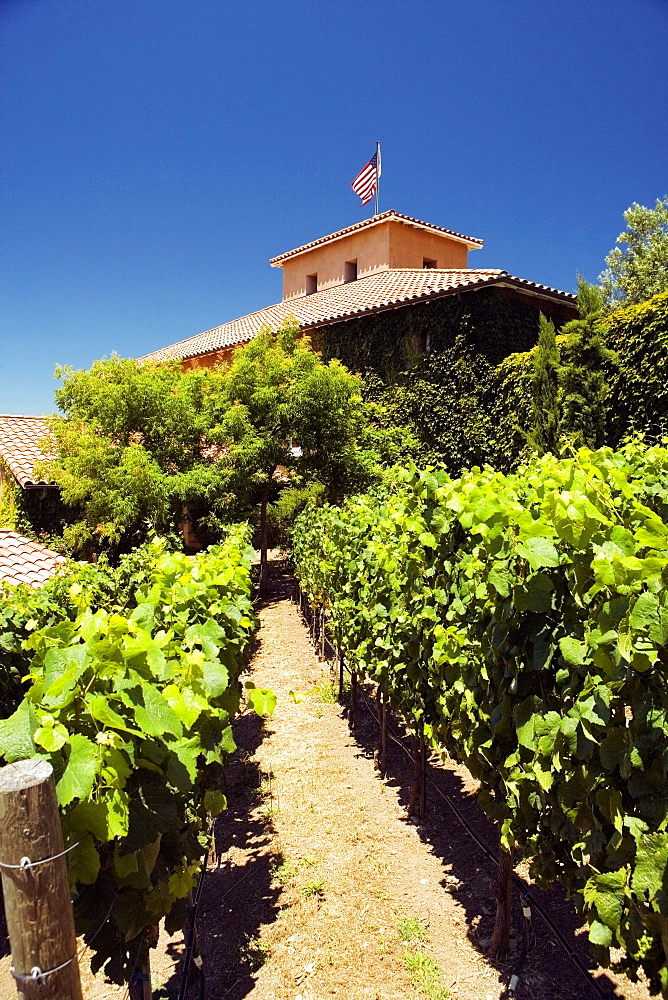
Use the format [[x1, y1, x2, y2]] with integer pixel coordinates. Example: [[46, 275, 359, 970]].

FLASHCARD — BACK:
[[313, 286, 667, 475], [312, 286, 571, 473], [313, 286, 569, 377], [0, 465, 20, 531], [0, 460, 75, 545]]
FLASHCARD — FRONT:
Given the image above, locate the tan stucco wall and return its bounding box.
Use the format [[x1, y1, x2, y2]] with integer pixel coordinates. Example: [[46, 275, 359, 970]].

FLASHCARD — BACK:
[[281, 226, 391, 299], [182, 347, 236, 370], [279, 219, 470, 299], [180, 330, 312, 371], [387, 221, 468, 269]]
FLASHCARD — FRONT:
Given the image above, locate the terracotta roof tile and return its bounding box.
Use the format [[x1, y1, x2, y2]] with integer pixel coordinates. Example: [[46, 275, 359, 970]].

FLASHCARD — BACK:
[[140, 268, 576, 364], [0, 415, 56, 487], [269, 211, 484, 264], [0, 531, 66, 588]]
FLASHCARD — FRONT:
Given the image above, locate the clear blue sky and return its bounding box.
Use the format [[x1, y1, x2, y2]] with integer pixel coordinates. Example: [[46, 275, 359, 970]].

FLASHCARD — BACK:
[[2, 0, 667, 415]]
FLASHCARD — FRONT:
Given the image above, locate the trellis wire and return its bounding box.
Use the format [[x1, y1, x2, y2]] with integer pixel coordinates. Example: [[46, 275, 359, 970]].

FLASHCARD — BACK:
[[11, 954, 76, 986], [294, 586, 608, 1000], [0, 840, 80, 870]]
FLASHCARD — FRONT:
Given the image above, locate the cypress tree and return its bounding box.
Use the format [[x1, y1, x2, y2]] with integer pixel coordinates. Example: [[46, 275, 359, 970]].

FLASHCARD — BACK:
[[558, 276, 616, 449], [527, 314, 560, 455]]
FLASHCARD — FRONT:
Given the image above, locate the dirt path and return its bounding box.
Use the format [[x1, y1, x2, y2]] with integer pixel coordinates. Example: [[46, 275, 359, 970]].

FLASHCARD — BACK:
[[170, 569, 652, 1000], [0, 566, 655, 1000]]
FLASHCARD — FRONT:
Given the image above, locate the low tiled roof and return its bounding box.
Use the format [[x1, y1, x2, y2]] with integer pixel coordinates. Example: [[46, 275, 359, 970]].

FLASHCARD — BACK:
[[269, 210, 484, 264], [140, 268, 576, 364], [0, 415, 56, 487], [0, 531, 66, 588]]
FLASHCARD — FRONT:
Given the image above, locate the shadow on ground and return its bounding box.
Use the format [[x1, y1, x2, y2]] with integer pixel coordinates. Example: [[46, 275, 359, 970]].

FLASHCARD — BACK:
[[336, 663, 625, 1000], [160, 695, 282, 999], [155, 558, 296, 1000]]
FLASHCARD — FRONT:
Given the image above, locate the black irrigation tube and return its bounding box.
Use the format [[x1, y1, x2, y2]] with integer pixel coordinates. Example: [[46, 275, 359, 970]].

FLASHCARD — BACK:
[[299, 595, 609, 1000]]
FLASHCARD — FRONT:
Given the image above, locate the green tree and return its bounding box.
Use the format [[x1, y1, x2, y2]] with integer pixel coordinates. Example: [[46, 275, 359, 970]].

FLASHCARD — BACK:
[[206, 321, 371, 592], [600, 197, 668, 308], [558, 276, 615, 448], [43, 357, 226, 556], [45, 324, 373, 581], [526, 314, 560, 455], [525, 282, 618, 457]]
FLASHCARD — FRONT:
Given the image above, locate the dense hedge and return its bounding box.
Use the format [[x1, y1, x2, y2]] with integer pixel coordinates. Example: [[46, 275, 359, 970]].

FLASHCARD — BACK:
[[605, 291, 668, 445], [342, 290, 667, 477], [293, 442, 668, 994]]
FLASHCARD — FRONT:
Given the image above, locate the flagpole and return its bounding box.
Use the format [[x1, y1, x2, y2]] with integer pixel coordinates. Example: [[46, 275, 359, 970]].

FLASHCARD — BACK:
[[374, 141, 380, 216]]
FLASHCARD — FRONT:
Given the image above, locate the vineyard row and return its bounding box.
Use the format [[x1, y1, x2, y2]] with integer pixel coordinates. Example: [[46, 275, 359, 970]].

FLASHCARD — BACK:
[[292, 441, 668, 997]]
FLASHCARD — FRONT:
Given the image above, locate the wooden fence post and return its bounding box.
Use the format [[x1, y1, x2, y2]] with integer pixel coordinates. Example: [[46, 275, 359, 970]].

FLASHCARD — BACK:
[[490, 844, 514, 959], [377, 687, 387, 777], [350, 670, 358, 731], [338, 647, 344, 701], [320, 607, 326, 661], [0, 758, 83, 1000], [408, 734, 427, 819], [129, 955, 152, 1000], [419, 735, 427, 819]]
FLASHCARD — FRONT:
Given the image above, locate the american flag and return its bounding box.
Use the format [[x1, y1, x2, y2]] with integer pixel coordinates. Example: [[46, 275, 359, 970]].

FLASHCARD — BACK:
[[351, 149, 381, 206]]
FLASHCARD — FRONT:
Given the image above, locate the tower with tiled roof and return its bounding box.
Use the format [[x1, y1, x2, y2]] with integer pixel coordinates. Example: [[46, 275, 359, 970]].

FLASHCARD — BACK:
[[270, 211, 483, 300], [140, 212, 577, 371]]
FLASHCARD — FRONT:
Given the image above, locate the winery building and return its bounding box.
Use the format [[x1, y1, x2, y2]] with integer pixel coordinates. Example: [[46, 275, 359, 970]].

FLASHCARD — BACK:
[[140, 211, 577, 375]]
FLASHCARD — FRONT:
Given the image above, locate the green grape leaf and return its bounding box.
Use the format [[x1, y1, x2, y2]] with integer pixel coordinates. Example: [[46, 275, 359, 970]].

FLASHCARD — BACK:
[[203, 789, 227, 815], [559, 716, 579, 754], [0, 700, 38, 763], [599, 729, 630, 771], [202, 660, 229, 698], [57, 734, 99, 806], [166, 737, 202, 792], [106, 788, 130, 839], [584, 870, 626, 929], [67, 800, 110, 842], [43, 646, 87, 700], [186, 618, 226, 658], [516, 712, 536, 751], [86, 694, 143, 735], [34, 719, 69, 753], [162, 684, 207, 730], [246, 686, 277, 717], [630, 592, 668, 646], [168, 865, 198, 900], [632, 833, 668, 898], [488, 567, 511, 597], [559, 637, 587, 666], [121, 790, 174, 856], [132, 683, 184, 738], [514, 572, 553, 613], [516, 536, 560, 570], [68, 834, 100, 886], [130, 602, 156, 631], [219, 725, 236, 755], [100, 746, 132, 789], [588, 919, 613, 948]]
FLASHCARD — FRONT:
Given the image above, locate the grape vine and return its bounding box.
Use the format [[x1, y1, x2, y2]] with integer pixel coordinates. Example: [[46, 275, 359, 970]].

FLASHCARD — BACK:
[[293, 441, 668, 994], [0, 529, 270, 982]]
